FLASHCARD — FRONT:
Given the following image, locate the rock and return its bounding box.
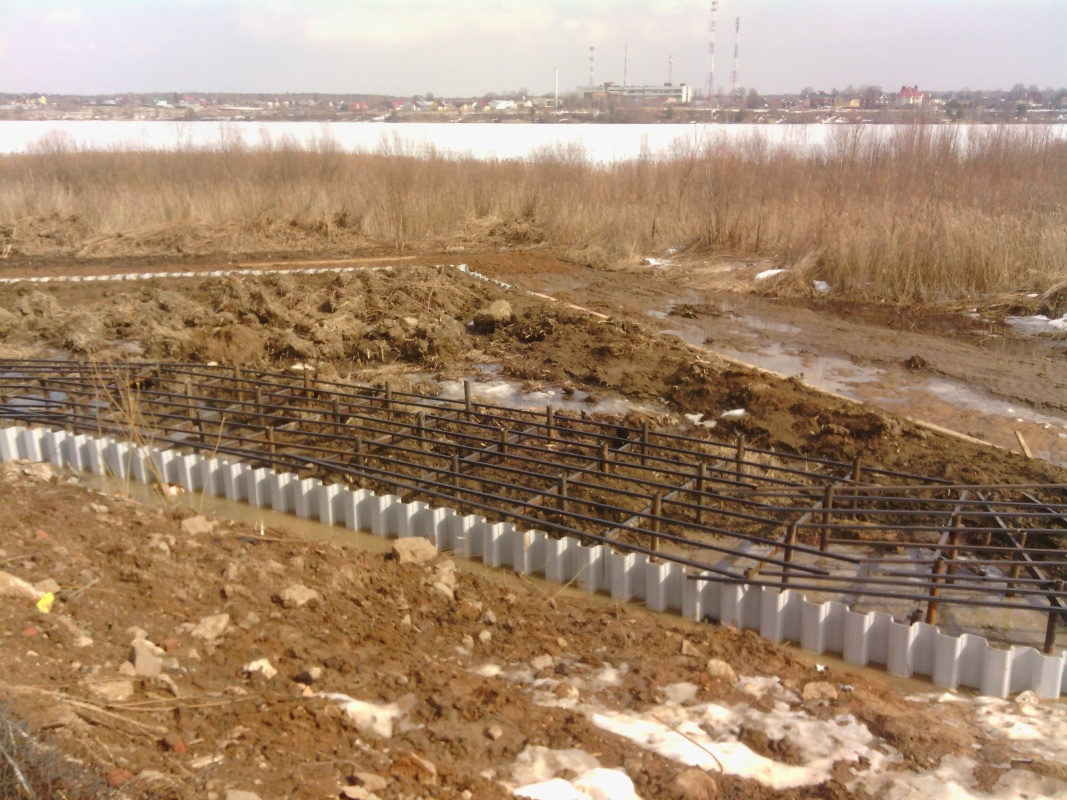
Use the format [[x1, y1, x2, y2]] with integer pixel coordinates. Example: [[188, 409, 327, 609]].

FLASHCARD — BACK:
[[190, 613, 230, 642], [706, 658, 738, 684], [33, 577, 61, 595], [472, 300, 513, 332], [354, 773, 388, 792], [553, 682, 579, 700], [1014, 690, 1040, 707], [130, 639, 164, 677], [341, 789, 381, 800], [161, 731, 188, 753], [478, 629, 492, 644], [88, 679, 135, 703], [107, 768, 136, 788], [681, 639, 703, 657], [243, 659, 278, 680], [434, 560, 458, 588], [21, 462, 54, 482], [531, 654, 554, 671], [802, 681, 839, 705], [273, 584, 320, 609], [667, 767, 719, 799], [181, 515, 216, 536], [0, 570, 39, 600], [431, 581, 455, 602], [392, 537, 438, 565], [483, 610, 497, 625], [224, 791, 263, 800], [295, 666, 323, 685], [485, 724, 504, 741]]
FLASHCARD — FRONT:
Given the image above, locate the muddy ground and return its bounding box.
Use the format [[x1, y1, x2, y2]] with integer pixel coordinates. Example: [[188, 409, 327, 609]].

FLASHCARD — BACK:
[[2, 249, 1067, 798], [2, 460, 1066, 800]]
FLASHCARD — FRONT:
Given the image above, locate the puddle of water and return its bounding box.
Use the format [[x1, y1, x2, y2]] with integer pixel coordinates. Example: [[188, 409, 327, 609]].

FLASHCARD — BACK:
[[429, 375, 665, 417], [647, 292, 1067, 468], [1004, 315, 1067, 336]]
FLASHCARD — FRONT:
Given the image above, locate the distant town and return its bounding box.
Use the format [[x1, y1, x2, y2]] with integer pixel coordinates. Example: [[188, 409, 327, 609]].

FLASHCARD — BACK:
[[2, 84, 1065, 124]]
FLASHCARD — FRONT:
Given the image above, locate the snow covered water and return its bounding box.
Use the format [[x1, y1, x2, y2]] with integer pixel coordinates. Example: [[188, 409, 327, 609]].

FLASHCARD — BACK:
[[0, 120, 820, 161], [4, 121, 1062, 162]]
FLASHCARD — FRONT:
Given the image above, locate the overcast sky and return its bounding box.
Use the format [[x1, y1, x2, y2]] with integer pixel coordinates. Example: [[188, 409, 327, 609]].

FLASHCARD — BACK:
[[1, 0, 1064, 97]]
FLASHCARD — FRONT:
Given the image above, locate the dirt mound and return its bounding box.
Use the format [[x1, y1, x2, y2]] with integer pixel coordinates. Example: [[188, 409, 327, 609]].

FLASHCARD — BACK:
[[3, 461, 1061, 799]]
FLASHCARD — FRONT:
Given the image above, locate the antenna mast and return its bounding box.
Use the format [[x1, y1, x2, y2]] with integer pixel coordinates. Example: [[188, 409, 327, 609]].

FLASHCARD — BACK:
[[706, 0, 718, 106], [668, 56, 673, 85], [624, 44, 628, 86], [730, 16, 740, 104], [589, 45, 595, 88]]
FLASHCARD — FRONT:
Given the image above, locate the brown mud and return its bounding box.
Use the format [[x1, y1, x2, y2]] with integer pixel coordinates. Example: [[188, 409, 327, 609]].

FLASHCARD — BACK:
[[2, 249, 1067, 798]]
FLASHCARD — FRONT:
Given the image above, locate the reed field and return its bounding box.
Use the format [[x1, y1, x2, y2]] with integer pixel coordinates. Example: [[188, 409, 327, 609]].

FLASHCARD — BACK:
[[1, 124, 1065, 308]]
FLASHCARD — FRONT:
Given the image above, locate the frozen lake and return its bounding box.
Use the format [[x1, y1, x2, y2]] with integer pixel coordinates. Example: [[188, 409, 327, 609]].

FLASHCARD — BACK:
[[2, 119, 1048, 162]]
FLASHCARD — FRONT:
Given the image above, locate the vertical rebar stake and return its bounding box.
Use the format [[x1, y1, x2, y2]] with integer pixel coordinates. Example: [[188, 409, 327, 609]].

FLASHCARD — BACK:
[[650, 492, 662, 552], [820, 484, 834, 552], [384, 381, 393, 412], [851, 455, 863, 509], [451, 453, 460, 488], [1045, 581, 1063, 655], [266, 426, 275, 454], [1007, 531, 1028, 597], [641, 421, 649, 467], [417, 411, 426, 450], [559, 475, 569, 515], [546, 405, 554, 440], [464, 380, 473, 421], [782, 524, 797, 586], [735, 435, 746, 479], [925, 556, 945, 625], [697, 463, 707, 525], [600, 442, 610, 474]]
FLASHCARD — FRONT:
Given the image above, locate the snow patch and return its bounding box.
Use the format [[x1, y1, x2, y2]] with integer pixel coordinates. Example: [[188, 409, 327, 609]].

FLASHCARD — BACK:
[[316, 693, 405, 738], [754, 268, 787, 281], [812, 280, 831, 294]]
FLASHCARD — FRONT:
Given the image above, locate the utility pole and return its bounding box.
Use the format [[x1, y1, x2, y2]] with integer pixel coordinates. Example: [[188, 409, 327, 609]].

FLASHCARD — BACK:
[[589, 45, 595, 88], [624, 44, 628, 86], [706, 0, 718, 106], [731, 16, 741, 105]]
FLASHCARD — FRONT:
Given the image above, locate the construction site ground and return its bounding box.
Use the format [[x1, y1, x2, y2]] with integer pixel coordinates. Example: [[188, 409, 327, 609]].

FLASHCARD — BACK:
[[1, 248, 1066, 799]]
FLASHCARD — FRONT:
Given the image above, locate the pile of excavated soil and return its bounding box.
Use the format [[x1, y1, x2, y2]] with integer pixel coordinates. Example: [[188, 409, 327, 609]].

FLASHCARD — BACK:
[[1, 261, 1063, 488], [3, 460, 1065, 800]]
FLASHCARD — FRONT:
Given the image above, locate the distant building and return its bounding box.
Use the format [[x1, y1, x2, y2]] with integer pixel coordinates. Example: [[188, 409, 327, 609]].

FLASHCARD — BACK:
[[581, 83, 692, 104], [895, 85, 926, 107]]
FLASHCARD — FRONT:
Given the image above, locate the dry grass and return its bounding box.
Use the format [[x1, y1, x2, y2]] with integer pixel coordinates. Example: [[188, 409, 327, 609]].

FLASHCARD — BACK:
[[1, 124, 1065, 307]]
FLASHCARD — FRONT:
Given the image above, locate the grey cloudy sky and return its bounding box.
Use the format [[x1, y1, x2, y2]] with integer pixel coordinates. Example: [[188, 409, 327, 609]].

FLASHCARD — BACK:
[[1, 0, 1064, 97]]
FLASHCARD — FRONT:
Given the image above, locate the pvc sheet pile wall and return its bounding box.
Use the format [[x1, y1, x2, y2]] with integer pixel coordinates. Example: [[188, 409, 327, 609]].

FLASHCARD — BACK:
[[3, 424, 1064, 699]]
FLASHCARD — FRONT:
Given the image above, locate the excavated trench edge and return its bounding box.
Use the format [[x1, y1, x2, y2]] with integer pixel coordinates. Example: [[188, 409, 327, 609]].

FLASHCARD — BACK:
[[1, 424, 1064, 699]]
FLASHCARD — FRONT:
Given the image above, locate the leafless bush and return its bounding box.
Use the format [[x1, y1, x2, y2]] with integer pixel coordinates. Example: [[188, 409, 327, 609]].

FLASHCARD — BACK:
[[1, 124, 1064, 306]]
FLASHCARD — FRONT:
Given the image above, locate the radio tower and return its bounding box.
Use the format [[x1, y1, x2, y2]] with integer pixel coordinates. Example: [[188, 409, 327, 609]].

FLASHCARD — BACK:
[[589, 45, 595, 88], [730, 16, 741, 105], [706, 1, 718, 106]]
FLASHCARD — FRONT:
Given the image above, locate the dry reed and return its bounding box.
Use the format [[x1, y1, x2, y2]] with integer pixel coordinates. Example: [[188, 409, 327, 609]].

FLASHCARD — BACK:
[[1, 124, 1064, 307]]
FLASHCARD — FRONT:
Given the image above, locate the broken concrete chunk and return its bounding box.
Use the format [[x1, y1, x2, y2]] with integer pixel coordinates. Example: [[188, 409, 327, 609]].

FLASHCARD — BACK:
[[0, 570, 39, 600], [273, 584, 320, 609], [130, 639, 164, 677], [243, 659, 278, 680], [802, 681, 839, 705], [189, 613, 230, 642], [88, 679, 135, 703], [180, 515, 215, 536], [392, 537, 438, 565], [706, 658, 738, 684]]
